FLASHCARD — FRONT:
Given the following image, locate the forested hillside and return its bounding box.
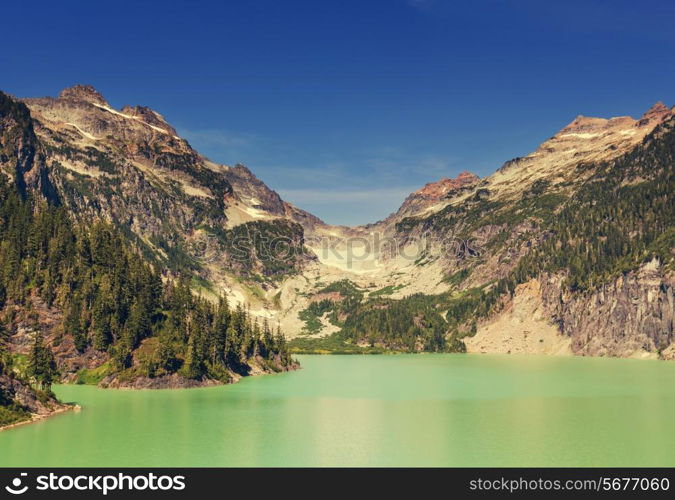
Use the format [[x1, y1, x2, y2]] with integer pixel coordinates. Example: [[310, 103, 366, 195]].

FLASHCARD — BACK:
[[0, 177, 295, 391]]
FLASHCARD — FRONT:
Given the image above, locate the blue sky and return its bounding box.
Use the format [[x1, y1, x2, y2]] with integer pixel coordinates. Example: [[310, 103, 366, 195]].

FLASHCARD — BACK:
[[4, 0, 675, 225]]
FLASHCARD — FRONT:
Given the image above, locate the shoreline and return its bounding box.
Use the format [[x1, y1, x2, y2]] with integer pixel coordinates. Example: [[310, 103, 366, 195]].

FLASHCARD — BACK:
[[0, 404, 80, 432], [291, 350, 673, 363], [71, 359, 302, 391], [0, 362, 299, 431]]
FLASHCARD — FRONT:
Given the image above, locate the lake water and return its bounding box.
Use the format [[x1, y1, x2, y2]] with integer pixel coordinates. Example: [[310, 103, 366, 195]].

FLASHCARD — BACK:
[[2, 354, 675, 467]]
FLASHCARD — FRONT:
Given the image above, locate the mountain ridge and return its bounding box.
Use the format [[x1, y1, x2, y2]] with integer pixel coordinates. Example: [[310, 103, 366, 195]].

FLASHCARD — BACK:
[[20, 84, 672, 229], [1, 84, 673, 367]]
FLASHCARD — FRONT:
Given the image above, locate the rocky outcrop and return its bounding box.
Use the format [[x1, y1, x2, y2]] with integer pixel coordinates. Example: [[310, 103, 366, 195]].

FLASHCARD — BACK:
[[469, 262, 674, 359], [466, 257, 674, 360], [638, 101, 672, 126], [399, 171, 480, 214], [221, 163, 287, 216], [540, 260, 674, 358], [119, 105, 177, 135], [58, 84, 109, 106], [98, 373, 223, 389], [0, 91, 56, 199], [220, 162, 326, 234], [0, 374, 73, 431], [0, 375, 66, 417]]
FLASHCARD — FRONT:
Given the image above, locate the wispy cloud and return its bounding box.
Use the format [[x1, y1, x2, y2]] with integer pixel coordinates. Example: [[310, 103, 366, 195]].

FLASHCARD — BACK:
[[279, 187, 420, 225], [179, 127, 464, 188], [178, 127, 258, 162], [361, 148, 462, 182], [254, 163, 352, 187], [278, 187, 418, 205], [175, 127, 467, 224]]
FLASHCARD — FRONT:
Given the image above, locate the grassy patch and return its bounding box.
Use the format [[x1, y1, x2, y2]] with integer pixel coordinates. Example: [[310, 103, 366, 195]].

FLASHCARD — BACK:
[[11, 354, 29, 379], [317, 279, 363, 298], [288, 334, 386, 354], [75, 363, 112, 385], [191, 275, 214, 294]]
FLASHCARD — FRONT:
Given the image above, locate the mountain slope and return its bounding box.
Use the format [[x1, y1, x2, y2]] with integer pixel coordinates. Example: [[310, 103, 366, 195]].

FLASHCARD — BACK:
[[0, 90, 297, 391], [8, 86, 329, 323]]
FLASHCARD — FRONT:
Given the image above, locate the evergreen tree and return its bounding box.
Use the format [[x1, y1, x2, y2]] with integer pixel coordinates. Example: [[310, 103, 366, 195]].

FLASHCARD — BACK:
[[0, 323, 12, 376], [27, 330, 58, 391]]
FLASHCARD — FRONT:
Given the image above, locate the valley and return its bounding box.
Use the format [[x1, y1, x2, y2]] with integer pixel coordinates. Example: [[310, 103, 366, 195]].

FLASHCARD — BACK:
[[0, 85, 673, 426]]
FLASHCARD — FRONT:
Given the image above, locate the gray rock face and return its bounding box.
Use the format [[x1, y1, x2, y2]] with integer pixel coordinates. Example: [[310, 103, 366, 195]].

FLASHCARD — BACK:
[[0, 91, 55, 198], [540, 260, 674, 357]]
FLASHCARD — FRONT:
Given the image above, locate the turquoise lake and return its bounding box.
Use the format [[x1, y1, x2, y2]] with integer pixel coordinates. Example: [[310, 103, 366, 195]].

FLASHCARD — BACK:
[[2, 354, 675, 467]]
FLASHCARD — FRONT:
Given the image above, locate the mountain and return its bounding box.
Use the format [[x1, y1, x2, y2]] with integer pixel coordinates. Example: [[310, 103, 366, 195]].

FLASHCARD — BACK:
[[0, 88, 297, 398], [1, 85, 674, 381], [287, 102, 675, 357], [17, 85, 317, 279]]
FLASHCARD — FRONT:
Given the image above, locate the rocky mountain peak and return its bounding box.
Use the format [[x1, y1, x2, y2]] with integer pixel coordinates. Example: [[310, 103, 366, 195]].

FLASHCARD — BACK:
[[383, 171, 480, 222], [638, 101, 672, 126], [58, 84, 109, 106], [557, 113, 643, 137], [415, 171, 480, 198], [456, 170, 480, 183], [558, 102, 672, 134]]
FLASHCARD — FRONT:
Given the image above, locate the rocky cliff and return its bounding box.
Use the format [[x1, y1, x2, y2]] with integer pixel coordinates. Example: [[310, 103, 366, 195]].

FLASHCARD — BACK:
[[541, 260, 674, 358]]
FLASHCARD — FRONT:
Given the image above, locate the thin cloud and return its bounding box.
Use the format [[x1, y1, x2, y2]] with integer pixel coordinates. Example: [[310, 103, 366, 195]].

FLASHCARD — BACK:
[[279, 187, 417, 204], [176, 128, 468, 224], [254, 163, 351, 187], [178, 127, 257, 157], [362, 148, 463, 181], [279, 187, 420, 225]]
